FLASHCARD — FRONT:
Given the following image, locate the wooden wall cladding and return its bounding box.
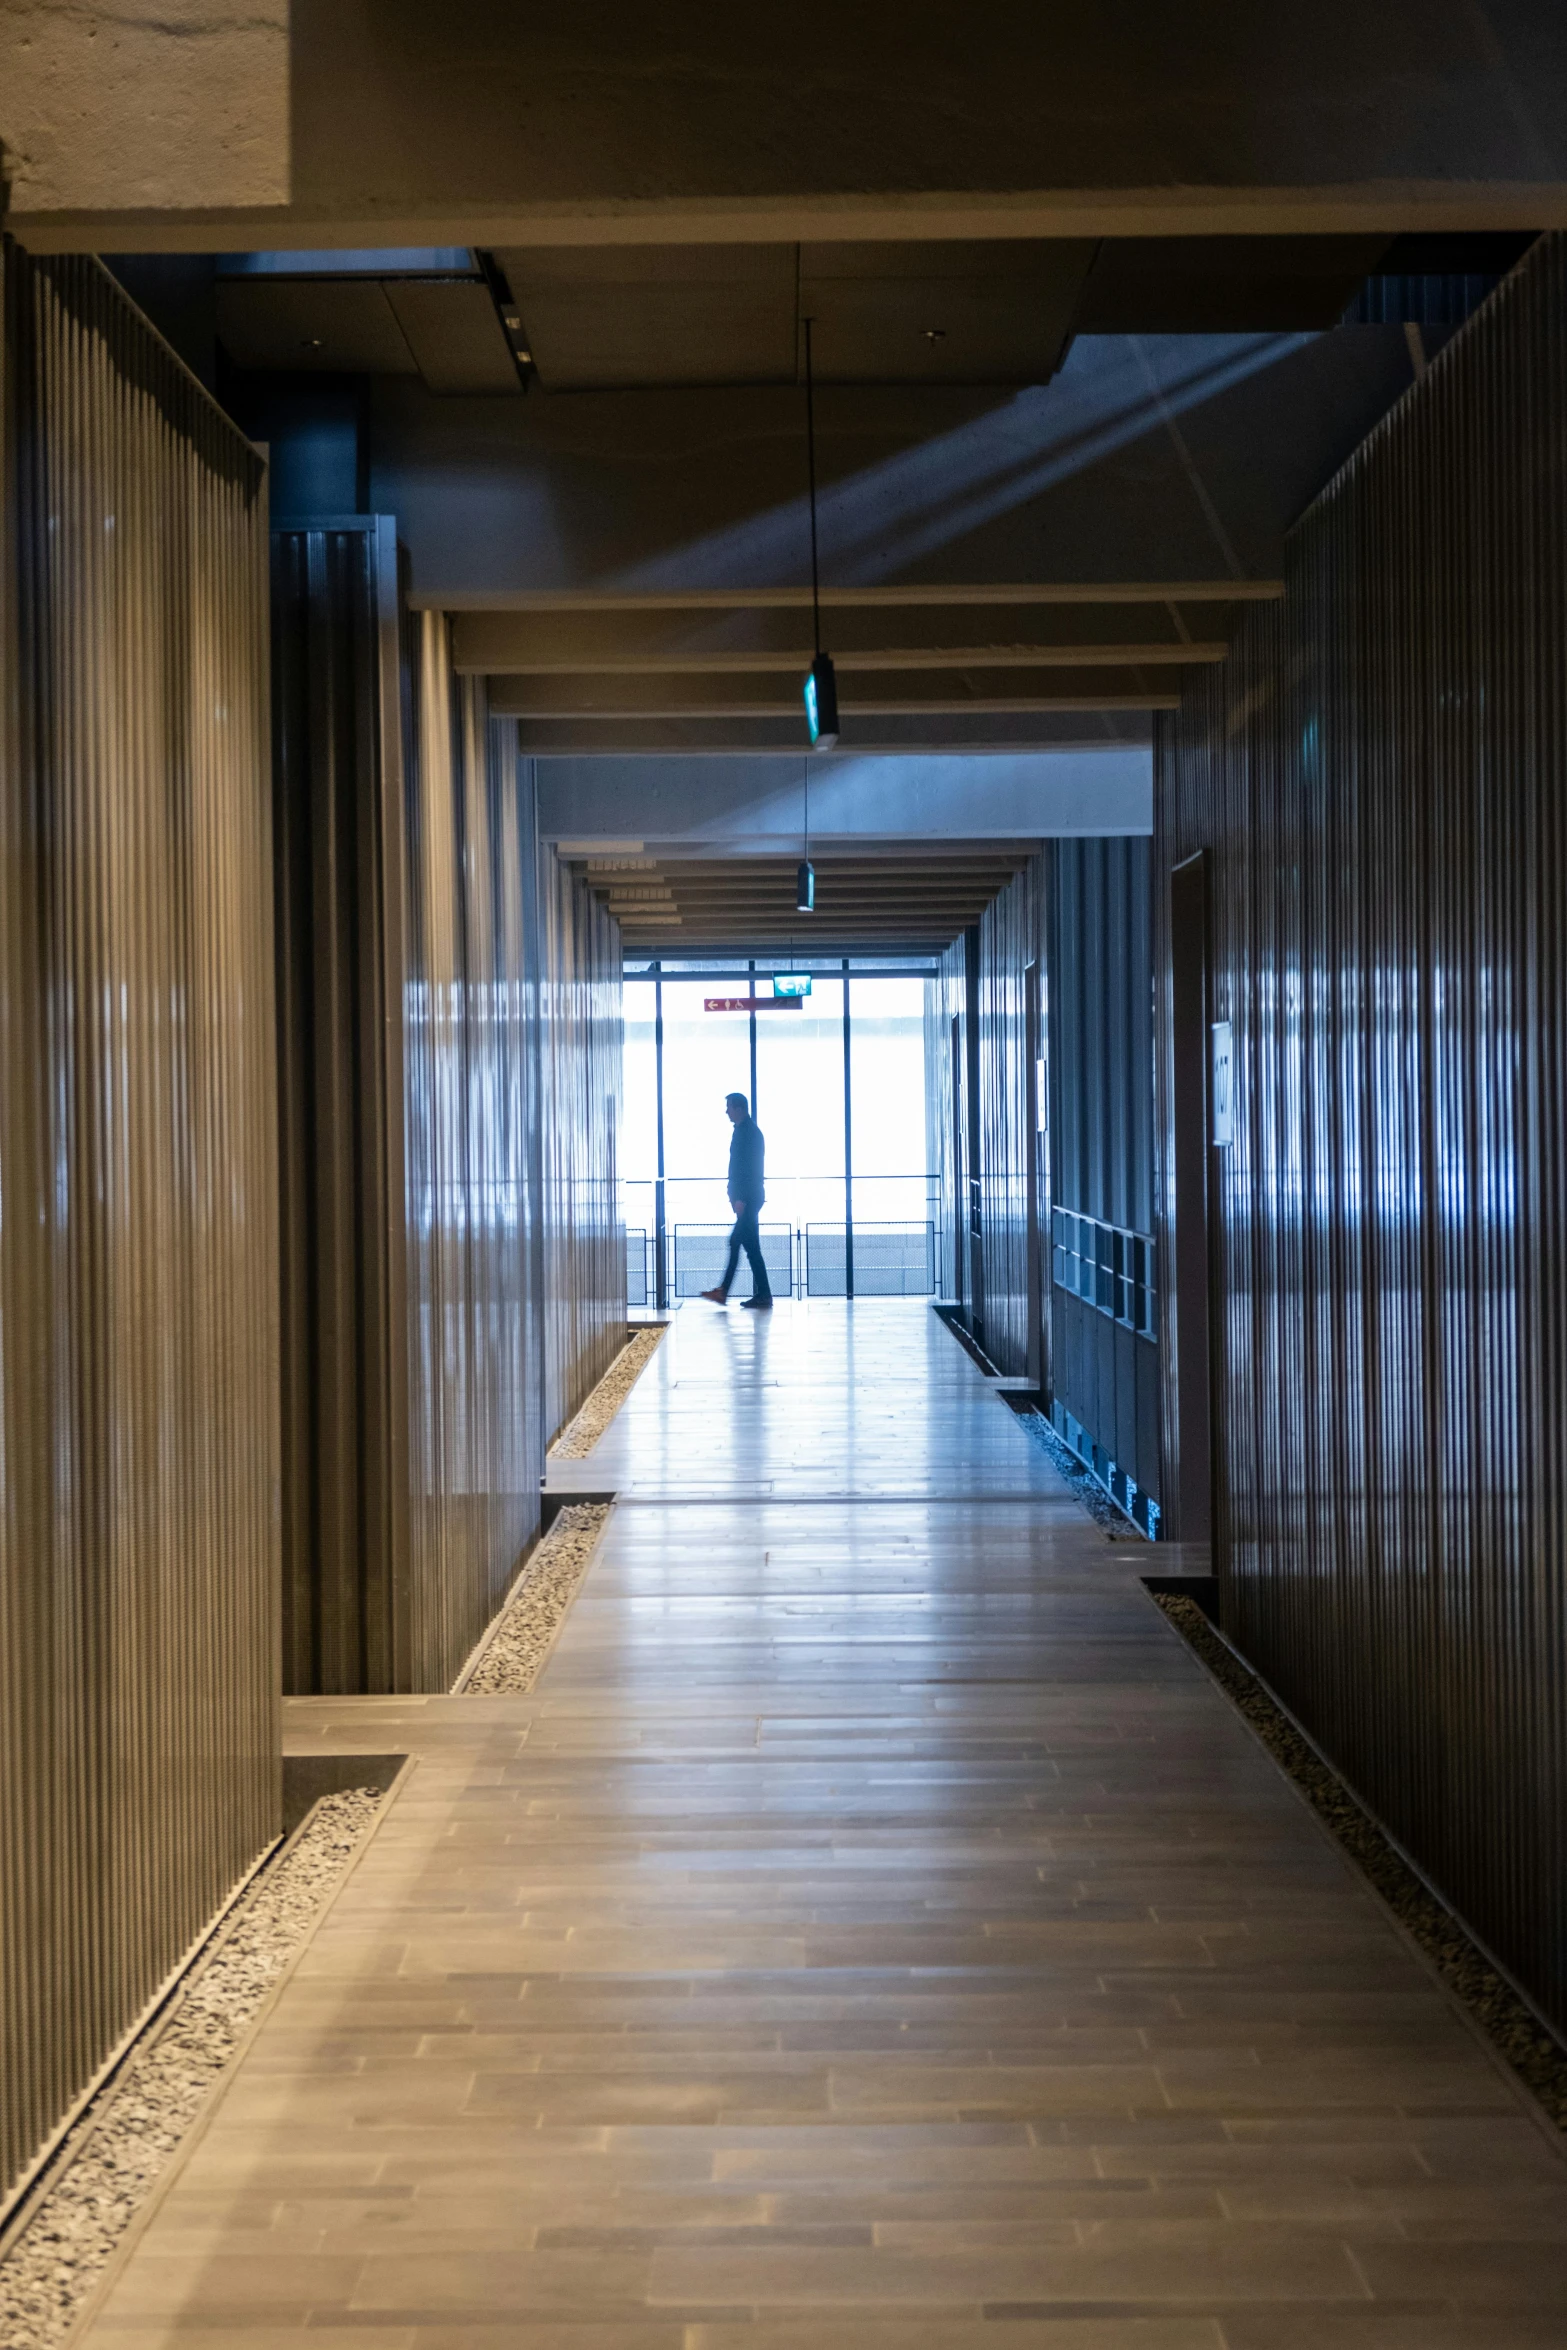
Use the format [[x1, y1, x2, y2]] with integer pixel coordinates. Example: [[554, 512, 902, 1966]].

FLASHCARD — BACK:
[[1156, 232, 1567, 2034], [0, 247, 279, 2202]]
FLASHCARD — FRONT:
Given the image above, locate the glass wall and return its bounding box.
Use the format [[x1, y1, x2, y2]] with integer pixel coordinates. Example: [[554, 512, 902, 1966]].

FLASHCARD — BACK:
[[621, 962, 935, 1299]]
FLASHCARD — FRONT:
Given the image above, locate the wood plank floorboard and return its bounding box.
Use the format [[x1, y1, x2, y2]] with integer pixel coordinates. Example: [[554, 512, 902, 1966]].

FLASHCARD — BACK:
[[83, 1301, 1567, 2349]]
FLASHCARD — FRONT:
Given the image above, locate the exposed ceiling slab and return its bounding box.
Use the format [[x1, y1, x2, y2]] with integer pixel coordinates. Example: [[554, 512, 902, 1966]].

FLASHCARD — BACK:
[[10, 5, 1565, 250], [493, 235, 1425, 389], [215, 278, 419, 375], [216, 266, 521, 393], [576, 848, 1035, 954], [494, 245, 799, 389], [370, 330, 1416, 611], [497, 240, 1100, 390], [1073, 235, 1393, 330], [384, 281, 521, 394]]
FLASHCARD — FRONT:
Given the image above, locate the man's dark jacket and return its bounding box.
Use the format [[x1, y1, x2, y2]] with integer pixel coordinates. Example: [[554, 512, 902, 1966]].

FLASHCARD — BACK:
[[728, 1114, 765, 1208]]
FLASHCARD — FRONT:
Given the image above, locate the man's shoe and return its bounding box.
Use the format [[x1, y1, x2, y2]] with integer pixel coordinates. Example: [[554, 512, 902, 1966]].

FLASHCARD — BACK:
[[742, 1295, 774, 1310], [699, 1287, 728, 1304]]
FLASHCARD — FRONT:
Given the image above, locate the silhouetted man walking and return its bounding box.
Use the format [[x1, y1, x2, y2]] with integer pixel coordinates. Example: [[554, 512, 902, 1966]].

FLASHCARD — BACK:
[[701, 1092, 773, 1308]]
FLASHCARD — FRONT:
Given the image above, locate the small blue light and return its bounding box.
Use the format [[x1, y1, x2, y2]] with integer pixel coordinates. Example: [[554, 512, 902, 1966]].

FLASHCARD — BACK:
[[804, 671, 820, 745]]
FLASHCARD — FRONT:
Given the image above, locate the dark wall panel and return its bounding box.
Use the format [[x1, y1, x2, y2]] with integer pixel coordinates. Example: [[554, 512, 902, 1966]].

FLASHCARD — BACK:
[[927, 868, 1045, 1379], [1049, 839, 1153, 1235], [925, 939, 968, 1310], [402, 613, 550, 1688], [1156, 231, 1567, 2034], [1046, 838, 1160, 1511], [976, 861, 1044, 1381], [273, 520, 409, 1695], [539, 829, 627, 1442], [1, 249, 278, 2202], [275, 547, 622, 1693]]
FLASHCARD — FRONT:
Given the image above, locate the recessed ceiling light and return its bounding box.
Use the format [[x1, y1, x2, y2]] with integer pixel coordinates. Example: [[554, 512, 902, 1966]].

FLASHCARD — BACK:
[[300, 336, 324, 349], [923, 326, 946, 342]]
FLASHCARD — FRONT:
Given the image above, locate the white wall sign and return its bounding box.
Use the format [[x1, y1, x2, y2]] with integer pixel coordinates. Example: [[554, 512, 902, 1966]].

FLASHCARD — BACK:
[[1211, 1020, 1234, 1147]]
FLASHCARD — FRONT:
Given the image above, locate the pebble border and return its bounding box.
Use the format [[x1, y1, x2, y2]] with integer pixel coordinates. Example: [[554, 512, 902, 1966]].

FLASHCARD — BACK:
[[1154, 1591, 1567, 2134], [548, 1324, 666, 1459], [1012, 1403, 1132, 1536], [0, 1788, 386, 2350], [462, 1502, 612, 1694]]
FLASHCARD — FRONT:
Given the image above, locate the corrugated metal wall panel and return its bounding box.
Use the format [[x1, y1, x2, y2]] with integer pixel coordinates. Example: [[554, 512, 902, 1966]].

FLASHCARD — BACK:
[[1156, 230, 1567, 2034], [926, 869, 1046, 1381], [976, 860, 1044, 1379], [925, 940, 967, 1307], [1049, 840, 1154, 1235], [0, 247, 279, 2202], [1047, 838, 1160, 1506], [401, 614, 549, 1689], [273, 521, 409, 1695], [538, 831, 626, 1442], [274, 562, 564, 1697]]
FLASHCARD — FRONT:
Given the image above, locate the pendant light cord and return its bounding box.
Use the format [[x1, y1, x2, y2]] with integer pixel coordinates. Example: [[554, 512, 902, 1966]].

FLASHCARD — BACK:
[[804, 315, 822, 660], [803, 754, 810, 864]]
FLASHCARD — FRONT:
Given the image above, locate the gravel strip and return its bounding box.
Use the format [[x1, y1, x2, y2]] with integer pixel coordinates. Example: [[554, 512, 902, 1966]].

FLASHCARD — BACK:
[[462, 1503, 612, 1694], [0, 1788, 384, 2350], [549, 1325, 666, 1458], [1154, 1592, 1567, 2131], [1012, 1404, 1135, 1536]]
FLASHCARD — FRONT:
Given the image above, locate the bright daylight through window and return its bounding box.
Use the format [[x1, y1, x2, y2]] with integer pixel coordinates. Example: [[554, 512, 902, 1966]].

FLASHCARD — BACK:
[[622, 966, 933, 1302]]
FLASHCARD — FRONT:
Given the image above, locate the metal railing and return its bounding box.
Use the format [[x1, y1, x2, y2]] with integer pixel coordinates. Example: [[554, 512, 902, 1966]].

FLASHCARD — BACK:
[[671, 1223, 795, 1300], [805, 1223, 935, 1296]]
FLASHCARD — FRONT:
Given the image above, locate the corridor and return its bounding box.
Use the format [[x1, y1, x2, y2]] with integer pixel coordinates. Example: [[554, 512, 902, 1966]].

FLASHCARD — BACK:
[[84, 1303, 1567, 2348]]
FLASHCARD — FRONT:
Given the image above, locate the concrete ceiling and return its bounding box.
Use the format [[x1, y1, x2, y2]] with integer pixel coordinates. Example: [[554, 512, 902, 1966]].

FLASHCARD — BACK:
[[213, 264, 522, 394], [202, 236, 1461, 752], [497, 241, 1096, 391], [9, 4, 1567, 249], [494, 237, 1393, 392]]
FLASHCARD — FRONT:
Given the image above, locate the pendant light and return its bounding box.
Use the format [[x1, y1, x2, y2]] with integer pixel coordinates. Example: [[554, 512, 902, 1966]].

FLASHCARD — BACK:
[[801, 316, 839, 750], [796, 754, 815, 912]]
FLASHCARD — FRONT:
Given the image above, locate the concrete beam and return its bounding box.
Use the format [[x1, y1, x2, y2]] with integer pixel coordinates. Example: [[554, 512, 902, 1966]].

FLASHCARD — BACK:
[[535, 749, 1153, 844], [5, 4, 1565, 249], [0, 1, 287, 224], [449, 598, 1251, 673], [515, 713, 1152, 756], [489, 670, 1180, 718]]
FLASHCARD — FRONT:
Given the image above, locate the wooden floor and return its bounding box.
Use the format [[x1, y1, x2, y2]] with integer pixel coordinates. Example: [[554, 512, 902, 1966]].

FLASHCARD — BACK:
[[87, 1301, 1567, 2348]]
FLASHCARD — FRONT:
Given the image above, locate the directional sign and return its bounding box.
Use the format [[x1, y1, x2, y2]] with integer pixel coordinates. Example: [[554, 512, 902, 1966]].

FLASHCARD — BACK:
[[703, 996, 804, 1012]]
